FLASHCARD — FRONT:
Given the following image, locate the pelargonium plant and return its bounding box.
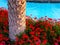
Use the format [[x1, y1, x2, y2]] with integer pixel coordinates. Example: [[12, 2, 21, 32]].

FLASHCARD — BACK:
[[0, 8, 10, 45], [0, 8, 60, 45], [15, 16, 60, 45]]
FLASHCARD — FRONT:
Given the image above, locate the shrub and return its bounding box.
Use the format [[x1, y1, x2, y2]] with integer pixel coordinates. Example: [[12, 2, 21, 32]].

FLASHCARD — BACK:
[[0, 8, 60, 45]]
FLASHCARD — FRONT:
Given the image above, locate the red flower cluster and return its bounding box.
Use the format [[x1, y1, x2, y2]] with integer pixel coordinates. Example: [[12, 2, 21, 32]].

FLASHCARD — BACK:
[[0, 8, 10, 45], [0, 8, 60, 45], [0, 8, 8, 26], [15, 17, 60, 45]]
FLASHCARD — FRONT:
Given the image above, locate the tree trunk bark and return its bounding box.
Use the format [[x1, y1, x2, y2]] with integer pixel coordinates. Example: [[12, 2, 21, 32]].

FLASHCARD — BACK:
[[8, 0, 26, 40]]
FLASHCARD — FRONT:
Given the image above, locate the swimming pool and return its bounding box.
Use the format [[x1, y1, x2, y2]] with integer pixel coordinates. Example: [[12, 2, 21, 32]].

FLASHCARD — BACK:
[[0, 0, 60, 19], [26, 2, 60, 19]]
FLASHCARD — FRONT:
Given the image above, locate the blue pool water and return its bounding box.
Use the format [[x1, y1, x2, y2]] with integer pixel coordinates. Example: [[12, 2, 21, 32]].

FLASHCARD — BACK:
[[26, 2, 60, 19], [0, 0, 60, 19], [0, 0, 8, 9]]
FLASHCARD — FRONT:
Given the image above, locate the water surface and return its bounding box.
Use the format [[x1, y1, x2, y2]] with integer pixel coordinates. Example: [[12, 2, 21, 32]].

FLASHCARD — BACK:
[[26, 2, 60, 19], [0, 0, 60, 19]]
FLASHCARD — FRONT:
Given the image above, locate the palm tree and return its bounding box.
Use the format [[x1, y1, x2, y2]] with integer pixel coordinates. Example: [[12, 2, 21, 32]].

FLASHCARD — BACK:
[[8, 0, 26, 40]]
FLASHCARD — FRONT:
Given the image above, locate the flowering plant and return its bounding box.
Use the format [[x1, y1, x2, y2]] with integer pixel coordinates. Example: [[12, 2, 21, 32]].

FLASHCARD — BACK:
[[0, 8, 60, 45], [15, 16, 60, 45], [0, 8, 10, 45]]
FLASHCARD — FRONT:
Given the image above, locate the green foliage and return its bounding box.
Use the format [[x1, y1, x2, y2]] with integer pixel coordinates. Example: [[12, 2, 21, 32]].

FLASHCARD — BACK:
[[16, 32, 24, 39], [46, 42, 51, 45], [0, 22, 4, 30], [24, 28, 32, 37], [53, 25, 60, 35]]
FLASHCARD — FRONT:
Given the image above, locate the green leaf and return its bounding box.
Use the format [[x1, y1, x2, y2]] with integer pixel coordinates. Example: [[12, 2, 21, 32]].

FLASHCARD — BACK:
[[23, 43, 30, 45], [46, 42, 51, 45], [16, 32, 24, 39], [24, 29, 32, 37], [0, 22, 4, 30]]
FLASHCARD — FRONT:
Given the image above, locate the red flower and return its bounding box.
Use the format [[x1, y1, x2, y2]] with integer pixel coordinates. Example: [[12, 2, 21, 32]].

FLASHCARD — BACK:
[[4, 29, 8, 33], [0, 18, 2, 22], [48, 18, 52, 21], [29, 31, 35, 35], [30, 24, 35, 30], [3, 21, 8, 26], [28, 40, 32, 43], [42, 39, 48, 45], [3, 10, 8, 18], [33, 36, 39, 41], [16, 37, 19, 41], [36, 31, 40, 35], [57, 36, 60, 42], [0, 41, 5, 45], [19, 40, 24, 44], [0, 8, 8, 24], [4, 37, 9, 41], [0, 34, 3, 41], [54, 42, 58, 45], [35, 40, 41, 45], [35, 42, 40, 45], [22, 34, 29, 39], [45, 26, 48, 31], [35, 28, 41, 32]]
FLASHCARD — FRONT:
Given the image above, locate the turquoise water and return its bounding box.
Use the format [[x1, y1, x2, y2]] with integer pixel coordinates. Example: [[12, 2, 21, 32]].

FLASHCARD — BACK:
[[26, 2, 60, 19], [0, 0, 8, 9], [0, 0, 60, 19]]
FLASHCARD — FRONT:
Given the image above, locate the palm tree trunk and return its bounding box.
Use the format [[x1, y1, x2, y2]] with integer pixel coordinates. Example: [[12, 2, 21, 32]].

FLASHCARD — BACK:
[[8, 0, 26, 40]]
